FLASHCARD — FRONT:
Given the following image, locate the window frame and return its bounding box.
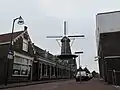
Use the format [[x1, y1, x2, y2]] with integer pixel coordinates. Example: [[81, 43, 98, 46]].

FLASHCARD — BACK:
[[12, 56, 32, 77], [22, 39, 28, 52]]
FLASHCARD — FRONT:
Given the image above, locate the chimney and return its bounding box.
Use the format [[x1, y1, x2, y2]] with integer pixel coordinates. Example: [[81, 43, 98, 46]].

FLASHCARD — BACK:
[[24, 26, 28, 31]]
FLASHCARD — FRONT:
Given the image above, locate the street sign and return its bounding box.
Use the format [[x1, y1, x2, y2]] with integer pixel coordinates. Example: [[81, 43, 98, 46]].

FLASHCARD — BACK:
[[7, 51, 14, 59], [7, 54, 13, 59]]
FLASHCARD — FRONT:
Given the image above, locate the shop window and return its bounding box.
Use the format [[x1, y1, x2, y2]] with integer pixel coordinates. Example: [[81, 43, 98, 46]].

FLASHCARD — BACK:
[[13, 56, 32, 76], [13, 64, 21, 75], [21, 65, 28, 75]]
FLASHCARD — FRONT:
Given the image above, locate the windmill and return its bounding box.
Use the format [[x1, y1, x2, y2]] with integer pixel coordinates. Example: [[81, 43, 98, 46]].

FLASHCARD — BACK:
[[46, 21, 85, 65]]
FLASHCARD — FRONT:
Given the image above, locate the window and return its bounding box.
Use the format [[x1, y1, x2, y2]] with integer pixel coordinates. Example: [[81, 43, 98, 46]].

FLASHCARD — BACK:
[[12, 56, 32, 76], [51, 66, 53, 76], [21, 58, 28, 65], [13, 64, 21, 75], [43, 64, 47, 76], [14, 56, 22, 64], [21, 65, 28, 75], [51, 66, 55, 76], [23, 39, 28, 52], [58, 68, 60, 76], [42, 64, 44, 76]]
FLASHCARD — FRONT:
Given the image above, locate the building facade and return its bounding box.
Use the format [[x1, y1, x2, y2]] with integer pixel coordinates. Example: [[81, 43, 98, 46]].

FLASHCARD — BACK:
[[0, 27, 34, 85], [0, 27, 77, 85], [96, 11, 120, 85], [32, 45, 73, 81]]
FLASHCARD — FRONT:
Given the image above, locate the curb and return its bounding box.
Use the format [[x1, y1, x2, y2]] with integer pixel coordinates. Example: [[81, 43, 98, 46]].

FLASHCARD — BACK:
[[0, 79, 69, 89]]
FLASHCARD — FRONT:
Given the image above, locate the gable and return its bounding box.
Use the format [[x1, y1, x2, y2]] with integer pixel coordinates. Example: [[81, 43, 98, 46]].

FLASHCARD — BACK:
[[13, 28, 34, 52]]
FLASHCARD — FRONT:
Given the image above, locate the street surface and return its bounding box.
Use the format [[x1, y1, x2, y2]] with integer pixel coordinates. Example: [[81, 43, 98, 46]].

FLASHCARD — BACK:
[[4, 79, 117, 90]]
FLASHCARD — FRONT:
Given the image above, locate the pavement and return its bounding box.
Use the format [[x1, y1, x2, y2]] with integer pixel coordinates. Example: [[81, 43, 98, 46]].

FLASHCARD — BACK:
[[0, 79, 69, 89], [1, 78, 118, 90]]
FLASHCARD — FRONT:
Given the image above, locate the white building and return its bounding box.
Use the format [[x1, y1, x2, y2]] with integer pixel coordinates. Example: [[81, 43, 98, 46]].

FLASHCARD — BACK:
[[96, 11, 120, 84]]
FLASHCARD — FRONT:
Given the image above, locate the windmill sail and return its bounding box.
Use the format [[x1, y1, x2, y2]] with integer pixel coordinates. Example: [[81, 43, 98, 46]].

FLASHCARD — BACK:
[[64, 21, 67, 36], [46, 20, 84, 66], [68, 35, 85, 37], [46, 36, 62, 38]]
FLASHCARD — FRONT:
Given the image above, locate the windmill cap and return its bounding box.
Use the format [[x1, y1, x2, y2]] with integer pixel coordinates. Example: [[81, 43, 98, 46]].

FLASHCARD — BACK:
[[61, 36, 70, 42]]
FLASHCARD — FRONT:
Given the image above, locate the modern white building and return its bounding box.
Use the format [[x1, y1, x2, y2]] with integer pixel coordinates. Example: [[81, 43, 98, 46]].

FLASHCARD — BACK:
[[96, 11, 120, 85], [96, 11, 120, 47]]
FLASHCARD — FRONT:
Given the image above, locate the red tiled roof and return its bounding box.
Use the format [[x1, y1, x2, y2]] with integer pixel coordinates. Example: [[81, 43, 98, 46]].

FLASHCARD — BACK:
[[0, 31, 24, 43]]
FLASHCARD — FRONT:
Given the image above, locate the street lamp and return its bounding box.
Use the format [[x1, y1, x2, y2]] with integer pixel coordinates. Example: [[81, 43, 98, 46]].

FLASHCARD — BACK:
[[8, 16, 24, 55], [10, 16, 24, 48], [7, 16, 24, 59], [75, 51, 83, 83], [5, 16, 24, 85]]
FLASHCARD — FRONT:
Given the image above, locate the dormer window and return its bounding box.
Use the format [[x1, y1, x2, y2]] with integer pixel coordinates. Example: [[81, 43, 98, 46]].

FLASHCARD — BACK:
[[23, 39, 28, 52]]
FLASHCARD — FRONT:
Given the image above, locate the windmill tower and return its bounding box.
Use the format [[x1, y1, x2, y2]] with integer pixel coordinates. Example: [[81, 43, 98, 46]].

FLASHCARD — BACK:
[[47, 21, 84, 66], [61, 21, 72, 55]]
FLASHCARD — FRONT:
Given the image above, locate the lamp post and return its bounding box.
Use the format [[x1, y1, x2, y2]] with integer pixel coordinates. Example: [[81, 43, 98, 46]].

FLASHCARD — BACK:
[[10, 16, 24, 51], [75, 51, 83, 83], [8, 16, 24, 56], [5, 16, 24, 86]]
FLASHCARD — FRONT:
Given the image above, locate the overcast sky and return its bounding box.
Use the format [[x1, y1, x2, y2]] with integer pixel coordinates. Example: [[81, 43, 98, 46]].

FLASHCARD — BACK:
[[0, 0, 120, 72]]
